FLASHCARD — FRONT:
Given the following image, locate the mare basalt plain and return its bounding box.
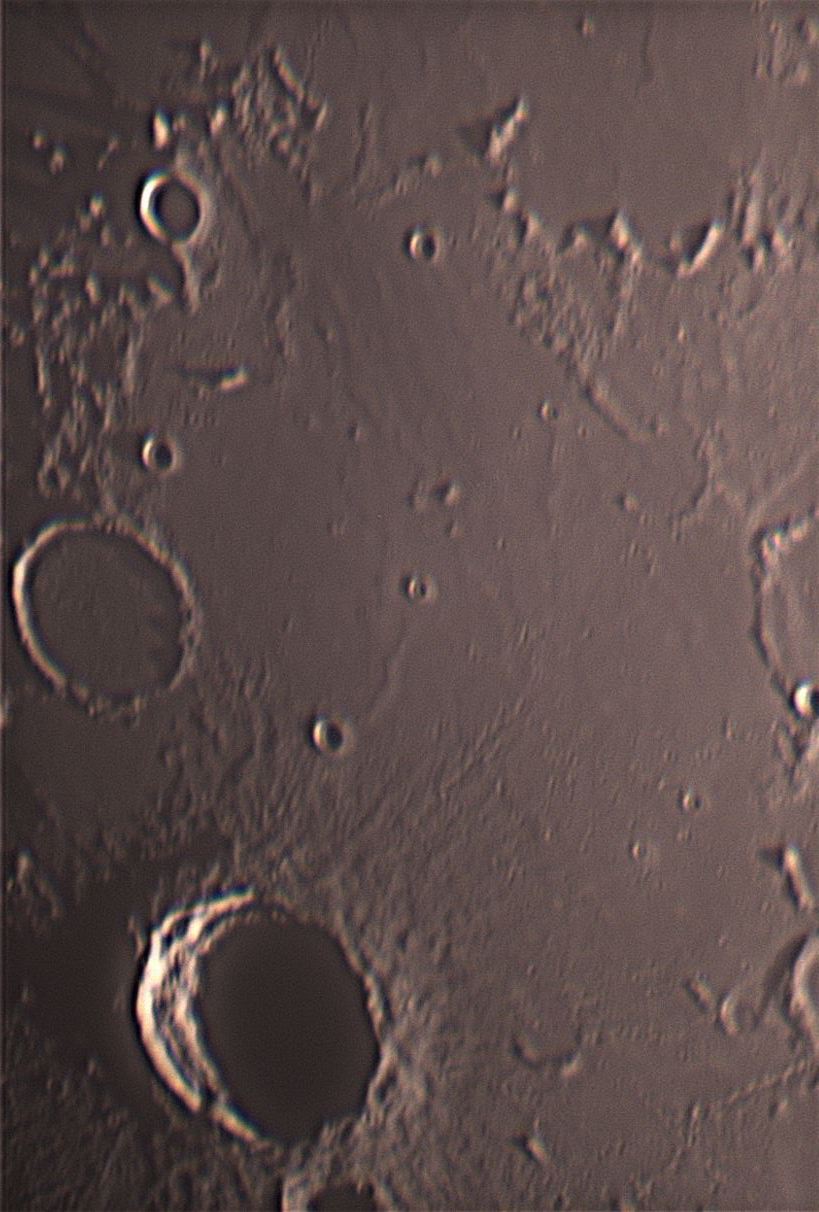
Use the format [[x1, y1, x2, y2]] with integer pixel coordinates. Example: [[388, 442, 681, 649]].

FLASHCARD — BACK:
[[3, 3, 819, 1209]]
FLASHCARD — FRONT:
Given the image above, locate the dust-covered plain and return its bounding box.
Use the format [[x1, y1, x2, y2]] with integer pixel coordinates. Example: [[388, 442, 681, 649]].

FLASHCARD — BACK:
[[4, 4, 819, 1209]]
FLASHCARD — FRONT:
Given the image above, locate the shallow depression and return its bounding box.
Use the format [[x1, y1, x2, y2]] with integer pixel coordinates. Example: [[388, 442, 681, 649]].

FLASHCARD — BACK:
[[197, 912, 380, 1146], [309, 1181, 379, 1211]]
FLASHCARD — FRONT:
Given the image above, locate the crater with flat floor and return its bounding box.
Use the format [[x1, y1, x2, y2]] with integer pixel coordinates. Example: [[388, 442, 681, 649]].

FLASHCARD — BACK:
[[198, 911, 380, 1146], [11, 516, 197, 713]]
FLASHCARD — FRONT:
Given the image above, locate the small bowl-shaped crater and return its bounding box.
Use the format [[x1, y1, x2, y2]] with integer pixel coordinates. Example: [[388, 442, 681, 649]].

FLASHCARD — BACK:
[[139, 170, 203, 243], [141, 433, 181, 475], [406, 224, 443, 263], [198, 911, 380, 1146], [310, 713, 354, 758], [403, 571, 438, 605], [434, 478, 462, 507], [792, 680, 819, 719]]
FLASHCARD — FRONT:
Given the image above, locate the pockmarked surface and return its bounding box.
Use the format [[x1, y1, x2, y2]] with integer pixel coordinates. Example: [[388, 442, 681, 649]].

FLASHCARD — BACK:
[[4, 4, 819, 1209]]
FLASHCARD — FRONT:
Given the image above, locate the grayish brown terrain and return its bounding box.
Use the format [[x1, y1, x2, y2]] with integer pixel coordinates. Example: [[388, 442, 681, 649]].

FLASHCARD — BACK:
[[4, 3, 819, 1209]]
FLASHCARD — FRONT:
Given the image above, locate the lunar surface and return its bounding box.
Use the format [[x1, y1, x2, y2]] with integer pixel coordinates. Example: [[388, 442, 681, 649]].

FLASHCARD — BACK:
[[4, 3, 819, 1209]]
